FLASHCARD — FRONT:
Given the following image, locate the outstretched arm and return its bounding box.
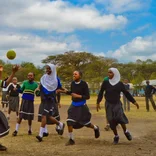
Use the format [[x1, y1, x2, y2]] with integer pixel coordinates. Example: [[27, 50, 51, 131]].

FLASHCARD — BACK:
[[121, 83, 139, 109], [6, 65, 20, 86]]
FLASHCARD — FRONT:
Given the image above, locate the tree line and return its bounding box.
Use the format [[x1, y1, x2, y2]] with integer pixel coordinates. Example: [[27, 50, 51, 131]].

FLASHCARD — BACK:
[[1, 51, 156, 89]]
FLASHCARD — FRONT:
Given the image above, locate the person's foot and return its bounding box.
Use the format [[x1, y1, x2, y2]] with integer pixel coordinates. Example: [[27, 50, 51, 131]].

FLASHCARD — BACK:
[[113, 136, 119, 145], [58, 123, 65, 135], [104, 125, 110, 131], [43, 132, 49, 137], [12, 130, 18, 136], [28, 130, 32, 135], [55, 127, 60, 134], [94, 126, 100, 138], [36, 136, 43, 142], [0, 144, 7, 151], [125, 131, 132, 141], [65, 139, 75, 146]]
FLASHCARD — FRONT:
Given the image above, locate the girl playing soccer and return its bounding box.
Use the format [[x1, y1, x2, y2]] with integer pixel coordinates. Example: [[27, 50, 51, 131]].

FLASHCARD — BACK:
[[96, 68, 139, 144]]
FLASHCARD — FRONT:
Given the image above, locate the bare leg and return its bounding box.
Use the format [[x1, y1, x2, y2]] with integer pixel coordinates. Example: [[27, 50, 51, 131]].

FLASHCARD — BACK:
[[49, 116, 60, 125], [12, 117, 22, 136], [113, 127, 118, 136], [68, 125, 73, 133], [66, 125, 75, 146], [28, 120, 32, 133], [121, 124, 132, 140], [17, 117, 22, 124], [7, 109, 11, 119], [16, 111, 19, 117], [41, 116, 46, 128], [113, 127, 119, 144], [86, 123, 100, 139]]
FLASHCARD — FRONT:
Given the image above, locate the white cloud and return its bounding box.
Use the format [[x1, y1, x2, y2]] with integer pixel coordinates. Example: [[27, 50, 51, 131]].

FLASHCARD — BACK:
[[133, 24, 151, 33], [0, 0, 127, 32], [106, 33, 156, 62], [95, 0, 150, 13], [0, 32, 82, 65]]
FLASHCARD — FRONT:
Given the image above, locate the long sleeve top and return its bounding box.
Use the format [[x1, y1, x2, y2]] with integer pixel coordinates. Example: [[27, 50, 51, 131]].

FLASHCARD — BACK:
[[7, 84, 21, 97], [19, 80, 38, 101], [97, 80, 136, 104], [67, 80, 90, 106]]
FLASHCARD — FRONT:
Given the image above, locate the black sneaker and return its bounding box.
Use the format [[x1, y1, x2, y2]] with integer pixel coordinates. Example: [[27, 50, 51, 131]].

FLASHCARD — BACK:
[[125, 131, 132, 141], [43, 132, 49, 137], [36, 136, 43, 142], [58, 123, 65, 136], [12, 130, 18, 136], [104, 125, 110, 131], [94, 126, 100, 138], [65, 139, 75, 146], [0, 144, 7, 151], [55, 127, 60, 134], [113, 136, 119, 144], [28, 130, 32, 135]]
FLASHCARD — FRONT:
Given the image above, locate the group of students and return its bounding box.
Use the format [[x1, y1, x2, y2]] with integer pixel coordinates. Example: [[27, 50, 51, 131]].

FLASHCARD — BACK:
[[0, 63, 140, 152]]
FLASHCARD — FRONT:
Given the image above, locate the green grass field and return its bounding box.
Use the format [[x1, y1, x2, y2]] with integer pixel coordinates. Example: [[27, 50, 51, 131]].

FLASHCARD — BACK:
[[0, 95, 156, 156]]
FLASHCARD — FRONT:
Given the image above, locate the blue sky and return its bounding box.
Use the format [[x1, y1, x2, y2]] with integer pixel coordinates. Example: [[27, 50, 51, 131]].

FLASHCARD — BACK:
[[0, 0, 156, 65]]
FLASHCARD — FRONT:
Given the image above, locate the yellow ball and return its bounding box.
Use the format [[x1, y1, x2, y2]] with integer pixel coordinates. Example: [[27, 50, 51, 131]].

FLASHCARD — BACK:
[[6, 50, 16, 60]]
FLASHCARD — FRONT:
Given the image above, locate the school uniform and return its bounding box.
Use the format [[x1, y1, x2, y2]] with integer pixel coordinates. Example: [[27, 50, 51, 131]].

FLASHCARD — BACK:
[[67, 80, 91, 129], [19, 80, 38, 120], [36, 64, 65, 142], [7, 84, 20, 112], [1, 87, 9, 107], [38, 78, 62, 124], [97, 80, 136, 130]]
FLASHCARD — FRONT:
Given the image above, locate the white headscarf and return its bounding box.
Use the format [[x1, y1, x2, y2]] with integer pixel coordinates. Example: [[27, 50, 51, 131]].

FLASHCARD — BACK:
[[108, 68, 120, 86], [40, 64, 58, 91]]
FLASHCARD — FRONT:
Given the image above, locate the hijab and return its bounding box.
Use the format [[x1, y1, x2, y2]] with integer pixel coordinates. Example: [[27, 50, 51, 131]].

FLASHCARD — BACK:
[[40, 64, 58, 91], [108, 68, 120, 86]]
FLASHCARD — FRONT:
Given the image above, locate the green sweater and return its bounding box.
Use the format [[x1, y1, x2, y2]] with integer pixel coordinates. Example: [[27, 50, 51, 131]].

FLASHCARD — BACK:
[[20, 80, 38, 101]]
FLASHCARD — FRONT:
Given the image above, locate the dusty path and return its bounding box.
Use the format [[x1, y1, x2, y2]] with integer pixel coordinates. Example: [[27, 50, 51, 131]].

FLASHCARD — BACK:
[[1, 99, 156, 156]]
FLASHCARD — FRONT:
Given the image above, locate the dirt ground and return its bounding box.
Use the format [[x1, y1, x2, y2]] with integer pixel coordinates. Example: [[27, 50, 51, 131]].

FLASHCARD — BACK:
[[1, 96, 156, 156]]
